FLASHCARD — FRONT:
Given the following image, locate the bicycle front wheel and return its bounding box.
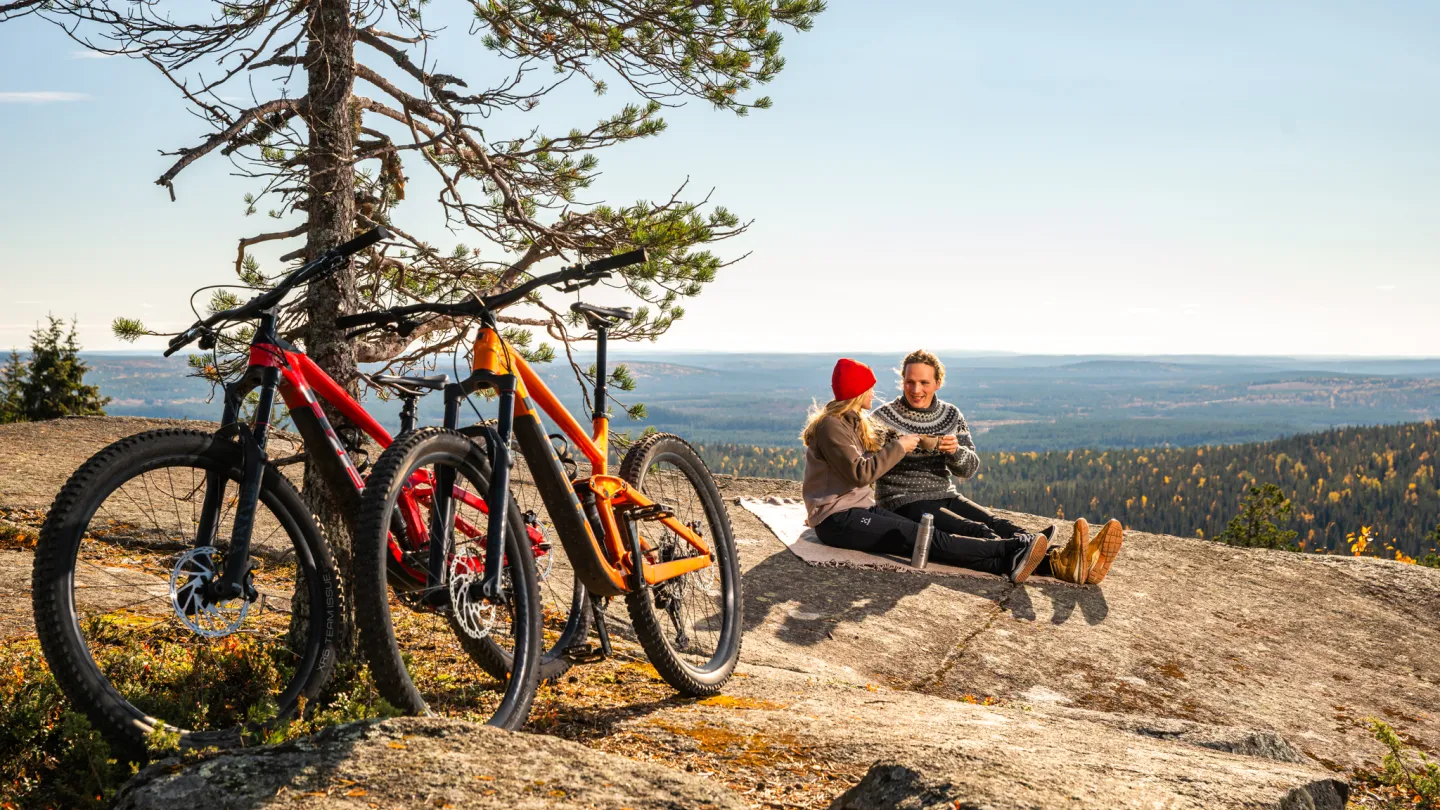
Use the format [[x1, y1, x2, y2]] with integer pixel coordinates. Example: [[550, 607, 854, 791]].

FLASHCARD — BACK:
[[32, 429, 337, 759], [352, 428, 540, 730], [619, 433, 742, 696]]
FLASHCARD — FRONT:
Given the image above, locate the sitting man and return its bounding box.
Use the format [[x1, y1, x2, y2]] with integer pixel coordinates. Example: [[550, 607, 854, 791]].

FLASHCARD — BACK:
[[869, 349, 1125, 585]]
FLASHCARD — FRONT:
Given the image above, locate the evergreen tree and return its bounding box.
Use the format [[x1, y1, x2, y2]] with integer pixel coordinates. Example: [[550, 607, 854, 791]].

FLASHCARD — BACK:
[[18, 317, 109, 421], [4, 0, 822, 660], [0, 348, 26, 424], [1205, 484, 1295, 549]]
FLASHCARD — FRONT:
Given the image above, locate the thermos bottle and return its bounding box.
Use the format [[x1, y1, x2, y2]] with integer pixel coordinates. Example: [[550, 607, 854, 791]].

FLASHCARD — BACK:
[[911, 512, 934, 569]]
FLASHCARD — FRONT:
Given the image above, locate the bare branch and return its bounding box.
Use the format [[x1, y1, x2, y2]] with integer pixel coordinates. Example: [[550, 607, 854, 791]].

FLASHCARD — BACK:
[[156, 97, 306, 198], [235, 224, 306, 277]]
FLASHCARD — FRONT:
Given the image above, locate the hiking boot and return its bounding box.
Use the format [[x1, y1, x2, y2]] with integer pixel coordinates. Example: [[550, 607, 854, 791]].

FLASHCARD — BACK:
[[1046, 518, 1091, 585], [1008, 532, 1050, 584], [1085, 519, 1125, 585]]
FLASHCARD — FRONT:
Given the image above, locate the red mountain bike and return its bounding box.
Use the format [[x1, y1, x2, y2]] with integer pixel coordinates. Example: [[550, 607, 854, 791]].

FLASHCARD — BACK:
[[31, 228, 549, 756]]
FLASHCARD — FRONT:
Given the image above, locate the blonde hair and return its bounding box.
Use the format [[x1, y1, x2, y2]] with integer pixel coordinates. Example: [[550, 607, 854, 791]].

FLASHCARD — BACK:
[[800, 393, 883, 452], [900, 348, 945, 388]]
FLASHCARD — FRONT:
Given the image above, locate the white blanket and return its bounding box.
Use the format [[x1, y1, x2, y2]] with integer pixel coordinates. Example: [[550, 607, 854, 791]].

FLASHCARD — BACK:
[[737, 497, 999, 580]]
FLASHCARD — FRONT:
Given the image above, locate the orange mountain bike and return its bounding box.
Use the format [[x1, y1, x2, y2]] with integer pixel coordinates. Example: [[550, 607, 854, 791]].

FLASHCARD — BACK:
[[339, 250, 741, 711]]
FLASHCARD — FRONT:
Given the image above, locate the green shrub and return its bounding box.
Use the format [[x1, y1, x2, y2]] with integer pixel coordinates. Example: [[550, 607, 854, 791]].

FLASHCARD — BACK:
[[1355, 719, 1440, 810], [0, 623, 398, 808], [0, 639, 127, 809]]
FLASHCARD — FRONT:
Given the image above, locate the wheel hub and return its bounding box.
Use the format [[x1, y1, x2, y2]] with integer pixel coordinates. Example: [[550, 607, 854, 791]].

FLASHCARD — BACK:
[[448, 552, 501, 641], [169, 546, 251, 638]]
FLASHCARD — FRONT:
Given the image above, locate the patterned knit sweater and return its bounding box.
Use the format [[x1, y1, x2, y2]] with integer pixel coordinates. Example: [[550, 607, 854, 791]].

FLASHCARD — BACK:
[[868, 396, 981, 511]]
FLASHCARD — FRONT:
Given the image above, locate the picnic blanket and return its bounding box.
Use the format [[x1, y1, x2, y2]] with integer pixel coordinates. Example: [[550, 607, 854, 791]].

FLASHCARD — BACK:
[[736, 497, 996, 580]]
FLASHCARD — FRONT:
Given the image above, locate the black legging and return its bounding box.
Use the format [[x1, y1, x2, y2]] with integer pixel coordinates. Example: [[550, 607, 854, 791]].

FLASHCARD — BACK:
[[896, 496, 1057, 577], [814, 506, 1018, 576], [892, 495, 1026, 540]]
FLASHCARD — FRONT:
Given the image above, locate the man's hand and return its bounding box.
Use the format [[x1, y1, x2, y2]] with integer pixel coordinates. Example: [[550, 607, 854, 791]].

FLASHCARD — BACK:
[[897, 433, 922, 453], [938, 434, 960, 454]]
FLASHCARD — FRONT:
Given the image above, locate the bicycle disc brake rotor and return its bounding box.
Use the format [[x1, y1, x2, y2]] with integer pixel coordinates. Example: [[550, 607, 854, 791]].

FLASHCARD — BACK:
[[169, 545, 250, 638], [448, 552, 501, 641]]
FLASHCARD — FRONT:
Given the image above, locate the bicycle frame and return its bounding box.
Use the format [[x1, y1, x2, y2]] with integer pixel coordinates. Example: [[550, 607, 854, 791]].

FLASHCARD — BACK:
[[202, 308, 519, 599], [448, 313, 714, 600]]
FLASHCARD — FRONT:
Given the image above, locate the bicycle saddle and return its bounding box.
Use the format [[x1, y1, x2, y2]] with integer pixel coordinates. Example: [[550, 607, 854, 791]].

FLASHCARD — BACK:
[[369, 373, 448, 396], [571, 301, 634, 324]]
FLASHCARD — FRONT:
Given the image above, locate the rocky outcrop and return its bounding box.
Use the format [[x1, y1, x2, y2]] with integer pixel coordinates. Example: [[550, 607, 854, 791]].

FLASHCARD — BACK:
[[725, 481, 1440, 774], [4, 419, 1438, 808], [829, 760, 1348, 810], [114, 717, 742, 810]]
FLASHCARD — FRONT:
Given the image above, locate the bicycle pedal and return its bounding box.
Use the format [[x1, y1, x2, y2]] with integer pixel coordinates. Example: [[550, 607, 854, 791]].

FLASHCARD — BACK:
[[562, 644, 607, 664], [621, 502, 676, 521]]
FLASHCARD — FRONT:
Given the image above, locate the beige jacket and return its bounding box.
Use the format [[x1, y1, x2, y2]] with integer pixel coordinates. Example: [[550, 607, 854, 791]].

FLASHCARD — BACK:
[[802, 412, 906, 527]]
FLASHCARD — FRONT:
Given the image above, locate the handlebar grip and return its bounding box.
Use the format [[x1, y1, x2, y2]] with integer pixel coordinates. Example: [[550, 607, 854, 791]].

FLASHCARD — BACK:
[[163, 328, 197, 357], [584, 248, 647, 274], [333, 226, 391, 259]]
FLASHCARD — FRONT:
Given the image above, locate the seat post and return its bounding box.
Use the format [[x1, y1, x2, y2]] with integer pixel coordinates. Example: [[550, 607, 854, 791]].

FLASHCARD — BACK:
[[399, 394, 418, 433], [592, 323, 608, 421]]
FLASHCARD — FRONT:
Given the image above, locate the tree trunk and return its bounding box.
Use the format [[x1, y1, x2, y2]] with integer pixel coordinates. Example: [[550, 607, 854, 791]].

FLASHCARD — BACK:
[[294, 0, 360, 662]]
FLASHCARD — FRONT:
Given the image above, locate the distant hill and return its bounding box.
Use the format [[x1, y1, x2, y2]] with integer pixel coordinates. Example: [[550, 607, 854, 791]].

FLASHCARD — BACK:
[[695, 419, 1440, 558], [77, 351, 1440, 452]]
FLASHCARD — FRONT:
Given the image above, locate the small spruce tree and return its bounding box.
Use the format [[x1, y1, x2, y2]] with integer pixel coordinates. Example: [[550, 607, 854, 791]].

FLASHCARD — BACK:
[[17, 317, 109, 421], [0, 348, 26, 424], [1422, 522, 1440, 569], [1216, 483, 1299, 550]]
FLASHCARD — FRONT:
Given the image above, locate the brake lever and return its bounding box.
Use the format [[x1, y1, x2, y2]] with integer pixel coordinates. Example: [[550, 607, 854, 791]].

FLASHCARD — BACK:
[[558, 275, 605, 293]]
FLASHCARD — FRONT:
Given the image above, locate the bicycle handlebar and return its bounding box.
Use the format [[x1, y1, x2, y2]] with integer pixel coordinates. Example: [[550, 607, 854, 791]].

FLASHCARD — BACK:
[[164, 227, 391, 357], [333, 247, 648, 333]]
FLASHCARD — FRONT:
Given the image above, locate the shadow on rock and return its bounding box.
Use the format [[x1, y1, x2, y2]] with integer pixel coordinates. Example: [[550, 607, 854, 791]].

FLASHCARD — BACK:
[[741, 547, 1015, 647], [1004, 580, 1110, 625]]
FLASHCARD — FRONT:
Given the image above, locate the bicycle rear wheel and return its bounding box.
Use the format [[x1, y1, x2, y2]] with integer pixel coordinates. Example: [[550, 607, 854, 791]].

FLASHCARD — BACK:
[[618, 433, 742, 696], [352, 428, 540, 729], [31, 429, 337, 759]]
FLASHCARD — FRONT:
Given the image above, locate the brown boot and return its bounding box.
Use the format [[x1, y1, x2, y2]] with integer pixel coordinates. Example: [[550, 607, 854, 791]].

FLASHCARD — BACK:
[[1045, 518, 1091, 584], [1084, 519, 1125, 585]]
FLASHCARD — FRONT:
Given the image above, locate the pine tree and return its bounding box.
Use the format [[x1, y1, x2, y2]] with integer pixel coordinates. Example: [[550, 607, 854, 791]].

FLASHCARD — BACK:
[[0, 348, 26, 424], [18, 317, 109, 421], [3, 0, 823, 660], [1214, 484, 1299, 550]]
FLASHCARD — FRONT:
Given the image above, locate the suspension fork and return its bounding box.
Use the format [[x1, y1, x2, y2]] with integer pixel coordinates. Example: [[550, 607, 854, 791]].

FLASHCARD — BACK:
[[208, 315, 282, 601], [194, 384, 243, 549], [434, 371, 517, 603]]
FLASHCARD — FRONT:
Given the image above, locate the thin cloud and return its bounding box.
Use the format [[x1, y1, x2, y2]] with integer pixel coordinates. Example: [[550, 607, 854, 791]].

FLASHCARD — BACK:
[[1376, 284, 1398, 291], [0, 92, 92, 103], [70, 50, 112, 60]]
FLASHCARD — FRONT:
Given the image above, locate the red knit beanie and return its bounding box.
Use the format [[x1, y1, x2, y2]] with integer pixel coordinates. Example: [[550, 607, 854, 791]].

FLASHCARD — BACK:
[[831, 358, 876, 401]]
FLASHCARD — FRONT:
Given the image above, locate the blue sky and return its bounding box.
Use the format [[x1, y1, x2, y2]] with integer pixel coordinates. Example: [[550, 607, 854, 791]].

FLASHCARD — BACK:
[[1, 1, 1437, 357]]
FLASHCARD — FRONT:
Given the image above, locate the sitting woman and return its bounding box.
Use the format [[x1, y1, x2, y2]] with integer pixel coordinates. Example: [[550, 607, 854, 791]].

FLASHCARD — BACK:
[[801, 357, 1051, 583]]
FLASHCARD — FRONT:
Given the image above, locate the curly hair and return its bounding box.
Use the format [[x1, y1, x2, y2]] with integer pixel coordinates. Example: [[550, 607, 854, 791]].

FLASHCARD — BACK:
[[900, 349, 945, 388]]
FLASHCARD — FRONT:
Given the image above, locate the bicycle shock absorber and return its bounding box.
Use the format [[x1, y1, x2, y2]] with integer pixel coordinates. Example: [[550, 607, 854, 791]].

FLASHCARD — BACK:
[[573, 481, 607, 545]]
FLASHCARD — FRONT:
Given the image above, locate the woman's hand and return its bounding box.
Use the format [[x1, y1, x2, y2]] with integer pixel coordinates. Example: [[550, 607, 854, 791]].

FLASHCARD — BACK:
[[898, 433, 922, 453], [938, 434, 960, 454]]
